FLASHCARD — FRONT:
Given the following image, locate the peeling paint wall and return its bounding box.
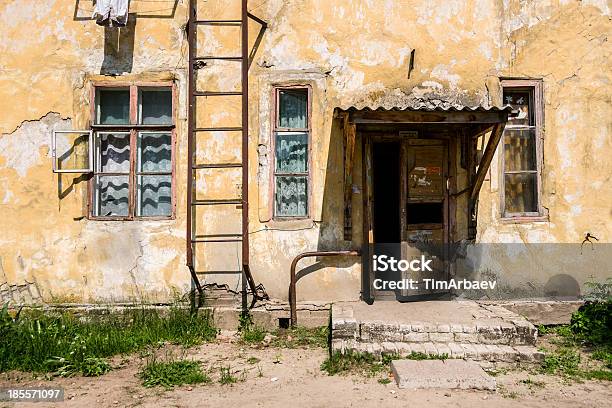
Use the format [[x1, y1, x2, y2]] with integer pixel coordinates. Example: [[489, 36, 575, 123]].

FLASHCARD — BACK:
[[0, 0, 609, 304]]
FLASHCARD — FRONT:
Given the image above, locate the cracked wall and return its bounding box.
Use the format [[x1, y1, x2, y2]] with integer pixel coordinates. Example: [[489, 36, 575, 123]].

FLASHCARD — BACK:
[[0, 0, 610, 304]]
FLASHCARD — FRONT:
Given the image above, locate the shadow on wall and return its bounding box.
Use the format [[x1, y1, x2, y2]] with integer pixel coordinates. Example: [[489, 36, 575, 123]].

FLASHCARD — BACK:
[[57, 133, 91, 200], [289, 116, 362, 297], [100, 13, 136, 75], [544, 274, 581, 299]]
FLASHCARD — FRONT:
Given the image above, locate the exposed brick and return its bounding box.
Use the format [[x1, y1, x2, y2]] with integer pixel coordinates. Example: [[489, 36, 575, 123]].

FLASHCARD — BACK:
[[450, 324, 463, 333], [381, 341, 398, 354], [430, 332, 454, 343], [437, 324, 451, 333], [460, 344, 478, 359], [454, 332, 478, 343], [411, 323, 425, 332], [448, 342, 465, 358], [404, 332, 429, 342], [435, 343, 452, 357], [423, 342, 438, 356], [462, 325, 477, 333]]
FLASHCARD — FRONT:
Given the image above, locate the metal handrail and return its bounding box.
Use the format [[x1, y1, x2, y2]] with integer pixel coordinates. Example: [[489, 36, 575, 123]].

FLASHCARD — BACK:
[[289, 250, 361, 327]]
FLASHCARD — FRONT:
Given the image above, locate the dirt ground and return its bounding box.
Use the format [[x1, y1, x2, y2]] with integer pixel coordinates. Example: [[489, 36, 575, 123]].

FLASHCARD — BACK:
[[1, 334, 610, 408]]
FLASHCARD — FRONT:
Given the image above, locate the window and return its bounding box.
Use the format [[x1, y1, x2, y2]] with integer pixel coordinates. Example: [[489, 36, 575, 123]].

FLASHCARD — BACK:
[[501, 79, 543, 218], [91, 85, 174, 219], [273, 87, 310, 218]]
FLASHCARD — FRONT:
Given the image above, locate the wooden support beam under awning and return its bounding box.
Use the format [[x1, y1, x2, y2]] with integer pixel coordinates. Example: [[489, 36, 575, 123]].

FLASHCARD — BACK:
[[342, 112, 357, 241], [470, 121, 506, 201]]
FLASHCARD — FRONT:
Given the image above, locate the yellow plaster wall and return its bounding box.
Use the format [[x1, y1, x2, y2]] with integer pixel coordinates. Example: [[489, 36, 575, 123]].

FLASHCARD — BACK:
[[0, 0, 609, 304]]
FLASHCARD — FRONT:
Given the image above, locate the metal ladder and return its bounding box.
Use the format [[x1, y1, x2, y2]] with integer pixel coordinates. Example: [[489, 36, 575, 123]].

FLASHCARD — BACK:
[[187, 0, 268, 308]]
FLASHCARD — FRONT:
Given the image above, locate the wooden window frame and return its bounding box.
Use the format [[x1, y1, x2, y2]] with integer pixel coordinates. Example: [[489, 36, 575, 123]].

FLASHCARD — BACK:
[[88, 82, 177, 221], [270, 85, 312, 220], [499, 78, 545, 221]]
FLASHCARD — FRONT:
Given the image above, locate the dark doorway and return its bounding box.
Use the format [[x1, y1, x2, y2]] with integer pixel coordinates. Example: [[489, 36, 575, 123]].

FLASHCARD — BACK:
[[372, 142, 400, 243]]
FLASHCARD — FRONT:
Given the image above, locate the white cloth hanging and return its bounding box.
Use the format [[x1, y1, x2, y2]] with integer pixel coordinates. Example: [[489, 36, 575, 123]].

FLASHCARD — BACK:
[[93, 0, 129, 27]]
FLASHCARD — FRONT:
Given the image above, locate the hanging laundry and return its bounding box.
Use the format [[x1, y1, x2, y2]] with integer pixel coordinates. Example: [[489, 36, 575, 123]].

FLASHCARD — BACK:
[[93, 0, 129, 27]]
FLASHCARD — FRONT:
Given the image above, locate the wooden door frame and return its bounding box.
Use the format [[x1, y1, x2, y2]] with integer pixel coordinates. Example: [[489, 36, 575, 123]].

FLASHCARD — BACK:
[[362, 131, 456, 302]]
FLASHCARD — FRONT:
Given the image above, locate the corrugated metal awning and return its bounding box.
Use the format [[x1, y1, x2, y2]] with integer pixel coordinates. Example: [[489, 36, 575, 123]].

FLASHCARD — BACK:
[[337, 104, 517, 124]]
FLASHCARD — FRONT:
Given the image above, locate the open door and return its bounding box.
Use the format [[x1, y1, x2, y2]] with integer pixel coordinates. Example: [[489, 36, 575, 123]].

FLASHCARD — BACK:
[[399, 138, 449, 300]]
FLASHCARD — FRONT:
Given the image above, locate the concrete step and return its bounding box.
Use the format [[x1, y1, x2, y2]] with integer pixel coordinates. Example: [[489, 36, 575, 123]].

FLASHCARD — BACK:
[[331, 339, 544, 363], [331, 301, 539, 348], [332, 317, 537, 346], [391, 359, 496, 390]]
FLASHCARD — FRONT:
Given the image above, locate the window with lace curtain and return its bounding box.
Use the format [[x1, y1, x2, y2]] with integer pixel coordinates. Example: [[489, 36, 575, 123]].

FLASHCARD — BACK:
[[273, 87, 311, 218], [90, 84, 175, 220], [500, 79, 544, 219]]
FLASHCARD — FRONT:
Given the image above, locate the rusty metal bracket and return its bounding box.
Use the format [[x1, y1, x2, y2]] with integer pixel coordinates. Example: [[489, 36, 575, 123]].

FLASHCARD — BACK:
[[289, 250, 361, 327]]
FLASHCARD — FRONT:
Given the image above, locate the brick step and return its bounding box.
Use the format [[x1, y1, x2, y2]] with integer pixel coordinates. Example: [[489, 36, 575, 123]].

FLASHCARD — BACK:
[[332, 318, 537, 346], [331, 339, 545, 363]]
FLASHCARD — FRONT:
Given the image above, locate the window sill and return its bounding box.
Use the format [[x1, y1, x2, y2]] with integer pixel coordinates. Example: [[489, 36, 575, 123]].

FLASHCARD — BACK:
[[265, 218, 316, 230], [499, 215, 549, 224], [87, 216, 176, 221]]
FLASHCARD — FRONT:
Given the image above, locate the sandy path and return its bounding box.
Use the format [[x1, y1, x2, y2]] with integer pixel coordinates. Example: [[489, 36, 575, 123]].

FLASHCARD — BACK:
[[1, 340, 610, 408]]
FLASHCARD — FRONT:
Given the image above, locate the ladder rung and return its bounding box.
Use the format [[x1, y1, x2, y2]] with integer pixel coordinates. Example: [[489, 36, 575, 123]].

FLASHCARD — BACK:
[[192, 199, 242, 206], [192, 163, 242, 169], [194, 56, 243, 61], [195, 20, 242, 25], [194, 91, 243, 96], [194, 127, 242, 132], [194, 270, 243, 275], [192, 238, 242, 243], [193, 233, 242, 240]]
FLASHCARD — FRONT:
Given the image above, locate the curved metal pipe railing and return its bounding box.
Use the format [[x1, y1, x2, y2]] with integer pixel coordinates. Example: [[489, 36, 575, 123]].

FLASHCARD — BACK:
[[289, 250, 361, 327]]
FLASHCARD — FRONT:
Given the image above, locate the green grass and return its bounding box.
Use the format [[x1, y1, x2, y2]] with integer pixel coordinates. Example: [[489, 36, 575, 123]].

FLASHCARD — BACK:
[[0, 305, 216, 376], [241, 326, 266, 343], [139, 357, 210, 388], [321, 351, 386, 376], [583, 369, 612, 381], [403, 351, 450, 361], [270, 326, 328, 348], [238, 312, 266, 344], [321, 350, 450, 377], [540, 347, 581, 376], [219, 366, 237, 385], [592, 347, 612, 369]]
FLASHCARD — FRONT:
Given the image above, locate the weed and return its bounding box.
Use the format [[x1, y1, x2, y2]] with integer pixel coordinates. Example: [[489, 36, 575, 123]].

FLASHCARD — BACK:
[[321, 351, 385, 377], [0, 304, 216, 376], [404, 351, 449, 361], [271, 326, 328, 349], [246, 357, 260, 364], [570, 301, 611, 346], [139, 356, 210, 389], [238, 312, 266, 343], [242, 326, 266, 343], [322, 350, 451, 377], [592, 347, 612, 369], [582, 370, 612, 381], [257, 365, 263, 377], [519, 377, 545, 389], [219, 366, 237, 385], [484, 367, 508, 377], [378, 377, 392, 384], [540, 348, 581, 377]]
